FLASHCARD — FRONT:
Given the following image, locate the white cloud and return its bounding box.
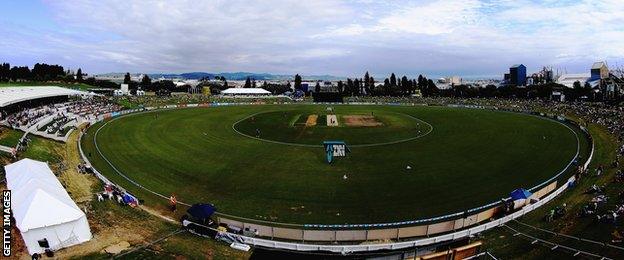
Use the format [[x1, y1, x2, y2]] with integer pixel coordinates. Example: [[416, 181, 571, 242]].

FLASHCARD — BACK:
[[2, 0, 624, 77], [375, 0, 481, 35]]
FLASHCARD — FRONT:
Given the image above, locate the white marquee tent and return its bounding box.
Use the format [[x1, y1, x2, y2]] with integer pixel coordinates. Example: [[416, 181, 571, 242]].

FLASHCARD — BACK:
[[5, 158, 92, 255], [221, 87, 271, 96]]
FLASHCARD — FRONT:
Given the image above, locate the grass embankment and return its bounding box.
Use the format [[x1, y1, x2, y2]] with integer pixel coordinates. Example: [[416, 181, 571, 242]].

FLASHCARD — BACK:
[[482, 123, 622, 259], [66, 200, 249, 260], [0, 127, 23, 148], [81, 105, 588, 224]]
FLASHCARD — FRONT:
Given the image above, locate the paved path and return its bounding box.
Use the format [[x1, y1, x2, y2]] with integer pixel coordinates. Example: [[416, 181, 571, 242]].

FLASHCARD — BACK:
[[0, 144, 12, 153]]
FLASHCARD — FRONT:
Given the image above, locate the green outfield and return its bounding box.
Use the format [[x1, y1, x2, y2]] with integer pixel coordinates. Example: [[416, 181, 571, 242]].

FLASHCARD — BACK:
[[81, 105, 589, 224]]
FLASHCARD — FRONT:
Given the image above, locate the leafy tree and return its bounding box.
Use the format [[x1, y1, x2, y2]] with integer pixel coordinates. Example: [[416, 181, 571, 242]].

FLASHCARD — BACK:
[[417, 75, 425, 91], [573, 80, 582, 89], [365, 76, 374, 95], [294, 74, 302, 91], [82, 77, 119, 89], [315, 81, 321, 93], [140, 75, 151, 89], [390, 73, 397, 87], [383, 78, 390, 95], [76, 68, 83, 82], [9, 66, 31, 81], [123, 73, 131, 84], [31, 63, 65, 81], [0, 63, 10, 81], [149, 80, 176, 92], [0, 62, 82, 82], [244, 77, 252, 88], [262, 82, 290, 94], [346, 78, 354, 95], [401, 76, 409, 94], [427, 79, 439, 96]]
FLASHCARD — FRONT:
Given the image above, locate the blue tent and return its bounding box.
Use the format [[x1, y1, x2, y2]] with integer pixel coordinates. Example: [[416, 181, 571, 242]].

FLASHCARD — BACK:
[[187, 203, 217, 220], [510, 188, 532, 200], [122, 193, 137, 204]]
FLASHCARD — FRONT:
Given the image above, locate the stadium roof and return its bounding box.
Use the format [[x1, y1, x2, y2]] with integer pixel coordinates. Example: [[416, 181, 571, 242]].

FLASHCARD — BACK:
[[556, 73, 591, 88], [0, 86, 87, 107], [221, 87, 271, 95]]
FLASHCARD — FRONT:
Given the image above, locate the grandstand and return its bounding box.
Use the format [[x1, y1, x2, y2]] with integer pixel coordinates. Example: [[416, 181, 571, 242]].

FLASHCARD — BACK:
[[0, 86, 121, 142]]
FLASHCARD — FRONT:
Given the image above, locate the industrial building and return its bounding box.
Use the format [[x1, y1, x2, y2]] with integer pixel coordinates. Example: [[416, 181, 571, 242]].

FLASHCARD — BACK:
[[509, 64, 527, 86], [590, 61, 609, 81], [503, 64, 527, 86], [553, 61, 623, 101]]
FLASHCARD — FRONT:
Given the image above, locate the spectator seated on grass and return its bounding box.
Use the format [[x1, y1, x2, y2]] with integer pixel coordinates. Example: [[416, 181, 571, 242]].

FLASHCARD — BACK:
[[586, 184, 605, 194]]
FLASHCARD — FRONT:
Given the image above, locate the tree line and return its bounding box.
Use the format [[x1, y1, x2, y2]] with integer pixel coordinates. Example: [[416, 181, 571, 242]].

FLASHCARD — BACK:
[[438, 81, 597, 101], [0, 62, 79, 82], [290, 72, 440, 97]]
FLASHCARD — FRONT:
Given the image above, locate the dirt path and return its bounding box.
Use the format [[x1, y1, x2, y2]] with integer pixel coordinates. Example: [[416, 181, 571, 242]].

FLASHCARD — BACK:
[[139, 205, 178, 224], [58, 127, 96, 203]]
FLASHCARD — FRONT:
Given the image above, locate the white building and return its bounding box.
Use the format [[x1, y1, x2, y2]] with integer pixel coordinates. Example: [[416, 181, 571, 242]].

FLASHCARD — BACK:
[[221, 88, 271, 97], [449, 76, 462, 85], [556, 73, 591, 88]]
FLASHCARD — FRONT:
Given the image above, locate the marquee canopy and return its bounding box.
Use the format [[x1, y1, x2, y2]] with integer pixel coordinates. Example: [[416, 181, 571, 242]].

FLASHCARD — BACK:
[[221, 87, 271, 95], [5, 158, 92, 255]]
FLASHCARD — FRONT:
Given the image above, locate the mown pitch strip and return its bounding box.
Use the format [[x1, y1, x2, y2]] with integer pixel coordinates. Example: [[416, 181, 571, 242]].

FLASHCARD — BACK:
[[82, 105, 587, 224]]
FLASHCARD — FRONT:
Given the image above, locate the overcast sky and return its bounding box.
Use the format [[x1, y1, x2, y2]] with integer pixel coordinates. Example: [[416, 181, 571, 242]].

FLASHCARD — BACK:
[[1, 0, 624, 78]]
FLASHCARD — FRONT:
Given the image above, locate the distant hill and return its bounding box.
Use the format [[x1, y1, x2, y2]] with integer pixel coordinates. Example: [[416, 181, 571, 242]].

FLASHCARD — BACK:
[[96, 72, 343, 81]]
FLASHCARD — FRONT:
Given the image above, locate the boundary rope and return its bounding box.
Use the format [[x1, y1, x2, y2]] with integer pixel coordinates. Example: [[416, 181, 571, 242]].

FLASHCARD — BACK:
[[84, 103, 584, 228]]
